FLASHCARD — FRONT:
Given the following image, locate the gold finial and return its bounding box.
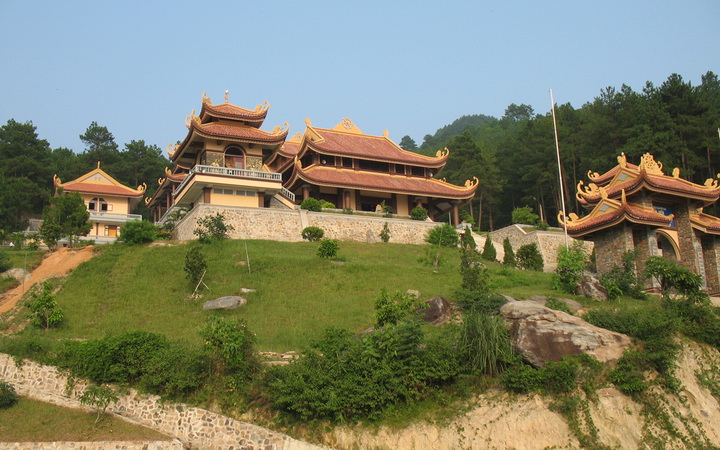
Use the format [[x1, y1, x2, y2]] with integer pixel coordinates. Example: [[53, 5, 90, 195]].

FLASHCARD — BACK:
[[639, 153, 663, 175], [202, 92, 211, 104], [305, 118, 312, 127], [703, 177, 719, 189], [672, 167, 680, 178], [53, 174, 62, 186], [618, 152, 627, 168], [383, 130, 389, 138], [621, 189, 627, 204], [96, 161, 101, 169], [225, 90, 229, 103], [164, 167, 172, 176], [599, 186, 608, 200]]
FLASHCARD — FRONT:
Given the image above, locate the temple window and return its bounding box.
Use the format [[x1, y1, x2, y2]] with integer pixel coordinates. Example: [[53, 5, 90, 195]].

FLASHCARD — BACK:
[[320, 156, 335, 166], [358, 160, 390, 172], [342, 157, 353, 168], [395, 164, 405, 175], [411, 166, 425, 177], [224, 146, 245, 169], [301, 153, 314, 167], [88, 198, 109, 212]]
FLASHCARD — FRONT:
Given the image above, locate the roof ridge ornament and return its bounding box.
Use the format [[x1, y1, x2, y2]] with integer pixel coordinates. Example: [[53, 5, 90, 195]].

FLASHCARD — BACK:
[[436, 147, 450, 158], [704, 177, 719, 189], [639, 152, 663, 175], [305, 118, 312, 127], [464, 177, 479, 188], [202, 92, 211, 104], [185, 110, 196, 129], [332, 118, 363, 134], [272, 122, 289, 135], [166, 143, 176, 158], [255, 100, 270, 112], [618, 152, 627, 168], [225, 90, 229, 104]]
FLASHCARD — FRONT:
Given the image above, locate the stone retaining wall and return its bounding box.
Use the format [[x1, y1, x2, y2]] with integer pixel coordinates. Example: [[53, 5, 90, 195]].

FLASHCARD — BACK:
[[174, 204, 439, 244], [0, 353, 322, 450], [0, 441, 183, 449]]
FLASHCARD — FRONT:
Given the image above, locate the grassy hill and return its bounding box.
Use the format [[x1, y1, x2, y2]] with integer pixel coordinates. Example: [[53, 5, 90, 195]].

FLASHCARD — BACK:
[[11, 240, 556, 351]]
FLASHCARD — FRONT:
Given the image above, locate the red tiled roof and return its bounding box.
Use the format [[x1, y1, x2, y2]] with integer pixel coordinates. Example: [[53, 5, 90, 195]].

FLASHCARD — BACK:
[[588, 162, 639, 185], [288, 165, 477, 199], [192, 121, 287, 145], [691, 212, 720, 235], [279, 140, 301, 158], [309, 128, 447, 168], [200, 101, 267, 125], [61, 182, 144, 198], [565, 201, 673, 237]]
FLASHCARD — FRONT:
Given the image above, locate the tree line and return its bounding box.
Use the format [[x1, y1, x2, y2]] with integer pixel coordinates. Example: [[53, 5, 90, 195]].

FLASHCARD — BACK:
[[401, 71, 720, 230], [0, 120, 169, 235]]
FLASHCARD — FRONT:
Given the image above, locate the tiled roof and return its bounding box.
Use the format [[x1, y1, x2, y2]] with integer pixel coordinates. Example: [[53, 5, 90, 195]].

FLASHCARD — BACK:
[[563, 200, 673, 237], [690, 212, 720, 235], [288, 165, 478, 199], [200, 101, 267, 125], [309, 128, 448, 168], [61, 182, 144, 198], [279, 140, 301, 158], [192, 121, 288, 145]]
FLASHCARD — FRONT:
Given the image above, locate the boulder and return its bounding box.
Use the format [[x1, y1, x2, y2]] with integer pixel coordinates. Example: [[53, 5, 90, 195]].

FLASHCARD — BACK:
[[405, 289, 421, 298], [239, 288, 256, 294], [417, 296, 452, 325], [500, 300, 631, 368], [366, 229, 377, 244], [576, 274, 608, 301], [202, 296, 246, 311], [527, 295, 584, 314]]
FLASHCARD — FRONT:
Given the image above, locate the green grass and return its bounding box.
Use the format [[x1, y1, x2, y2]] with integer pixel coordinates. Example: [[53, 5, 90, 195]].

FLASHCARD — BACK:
[[3, 250, 45, 271], [0, 396, 171, 442]]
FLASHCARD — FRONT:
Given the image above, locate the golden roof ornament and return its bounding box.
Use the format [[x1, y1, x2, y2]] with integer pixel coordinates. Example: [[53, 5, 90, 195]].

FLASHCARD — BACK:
[[185, 110, 196, 129], [164, 167, 172, 176], [383, 130, 389, 138], [225, 90, 229, 103], [202, 92, 211, 104], [166, 143, 176, 158], [436, 147, 450, 158], [621, 189, 627, 204], [617, 153, 627, 168], [704, 177, 719, 189], [144, 197, 151, 206], [96, 161, 101, 169], [53, 174, 62, 186], [639, 153, 663, 175], [587, 170, 600, 181], [255, 100, 270, 112], [465, 177, 479, 188], [341, 118, 353, 129], [599, 186, 608, 200], [672, 167, 680, 178], [158, 177, 165, 186], [272, 122, 289, 135], [137, 183, 147, 193], [305, 118, 312, 127]]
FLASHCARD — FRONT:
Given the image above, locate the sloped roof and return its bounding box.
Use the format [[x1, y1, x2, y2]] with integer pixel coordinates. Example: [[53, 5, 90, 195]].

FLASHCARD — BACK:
[[690, 211, 720, 235], [199, 94, 269, 126], [54, 164, 146, 198]]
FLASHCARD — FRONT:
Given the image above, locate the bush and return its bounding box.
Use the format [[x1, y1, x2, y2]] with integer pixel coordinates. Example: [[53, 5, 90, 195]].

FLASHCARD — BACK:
[[553, 242, 586, 294], [184, 246, 207, 288], [410, 206, 428, 221], [460, 228, 475, 250], [61, 331, 207, 398], [25, 281, 64, 329], [194, 213, 233, 243], [644, 256, 706, 303], [425, 224, 459, 247], [511, 206, 539, 225], [301, 226, 325, 242], [379, 222, 390, 242], [374, 290, 422, 328], [458, 311, 514, 376], [0, 380, 17, 409], [317, 239, 339, 258], [455, 249, 504, 313], [502, 355, 598, 394], [300, 197, 322, 212], [119, 220, 158, 245], [600, 250, 645, 300], [201, 316, 259, 380], [536, 221, 549, 231], [502, 237, 516, 267], [481, 236, 497, 261], [546, 297, 572, 314], [0, 251, 11, 273], [516, 243, 544, 271]]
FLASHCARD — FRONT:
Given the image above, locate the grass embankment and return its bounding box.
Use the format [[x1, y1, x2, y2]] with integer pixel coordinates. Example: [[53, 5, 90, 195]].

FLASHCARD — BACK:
[[0, 397, 171, 442], [6, 240, 559, 351], [0, 250, 45, 292]]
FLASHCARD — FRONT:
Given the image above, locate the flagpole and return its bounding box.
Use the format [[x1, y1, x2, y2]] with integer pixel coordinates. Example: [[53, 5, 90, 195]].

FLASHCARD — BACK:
[[550, 89, 569, 248]]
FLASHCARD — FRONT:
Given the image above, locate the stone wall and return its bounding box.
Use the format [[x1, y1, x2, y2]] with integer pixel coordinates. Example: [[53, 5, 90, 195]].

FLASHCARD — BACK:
[[0, 441, 182, 449], [174, 204, 439, 244], [0, 353, 321, 450], [489, 224, 593, 272]]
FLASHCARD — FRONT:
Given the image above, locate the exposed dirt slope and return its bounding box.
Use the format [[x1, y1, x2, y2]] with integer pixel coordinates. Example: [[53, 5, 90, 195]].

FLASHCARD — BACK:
[[0, 246, 96, 314]]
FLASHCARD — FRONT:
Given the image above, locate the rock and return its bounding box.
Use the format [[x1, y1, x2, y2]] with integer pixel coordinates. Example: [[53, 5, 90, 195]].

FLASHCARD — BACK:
[[527, 295, 584, 314], [366, 229, 377, 243], [417, 297, 452, 325], [1, 268, 30, 283], [576, 274, 608, 301], [405, 289, 421, 298], [239, 288, 256, 294], [202, 296, 246, 311], [499, 300, 631, 368]]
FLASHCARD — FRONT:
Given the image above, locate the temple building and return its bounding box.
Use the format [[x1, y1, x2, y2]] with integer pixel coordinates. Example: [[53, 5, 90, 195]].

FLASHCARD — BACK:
[[559, 153, 720, 293], [53, 163, 145, 243], [146, 92, 478, 225]]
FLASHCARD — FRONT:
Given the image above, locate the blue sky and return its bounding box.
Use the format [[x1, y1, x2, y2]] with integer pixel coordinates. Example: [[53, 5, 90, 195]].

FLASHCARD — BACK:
[[1, 1, 718, 155]]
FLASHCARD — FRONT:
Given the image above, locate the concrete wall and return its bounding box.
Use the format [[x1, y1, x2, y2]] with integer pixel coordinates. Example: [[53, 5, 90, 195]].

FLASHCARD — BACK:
[[174, 204, 440, 244], [0, 354, 321, 450]]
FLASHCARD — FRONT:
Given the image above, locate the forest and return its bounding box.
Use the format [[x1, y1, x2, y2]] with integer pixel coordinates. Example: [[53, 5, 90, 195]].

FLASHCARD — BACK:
[[1, 70, 718, 235]]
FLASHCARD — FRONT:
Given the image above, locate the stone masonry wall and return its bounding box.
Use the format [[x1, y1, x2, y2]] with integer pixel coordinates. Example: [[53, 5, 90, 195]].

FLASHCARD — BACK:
[[174, 204, 438, 244], [0, 353, 321, 450], [490, 224, 593, 272], [0, 441, 182, 449]]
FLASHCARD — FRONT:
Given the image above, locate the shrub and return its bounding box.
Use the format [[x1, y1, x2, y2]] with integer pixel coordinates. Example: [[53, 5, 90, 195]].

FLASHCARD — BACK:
[[516, 243, 544, 271], [320, 200, 335, 209], [0, 251, 10, 273], [536, 221, 549, 231], [425, 224, 459, 247], [25, 281, 64, 329], [300, 197, 322, 212], [481, 236, 497, 261], [456, 249, 504, 313], [79, 384, 119, 424], [342, 208, 354, 215], [374, 290, 422, 328], [119, 220, 158, 245], [600, 250, 645, 300], [502, 237, 516, 267], [460, 227, 476, 250], [410, 206, 428, 221], [301, 226, 325, 242], [317, 239, 339, 258], [511, 206, 539, 225], [644, 256, 706, 303], [553, 242, 586, 294], [546, 297, 572, 314], [502, 355, 598, 394], [0, 380, 17, 409], [379, 222, 390, 242], [201, 316, 259, 380], [459, 311, 515, 376], [184, 246, 207, 288], [194, 213, 233, 243]]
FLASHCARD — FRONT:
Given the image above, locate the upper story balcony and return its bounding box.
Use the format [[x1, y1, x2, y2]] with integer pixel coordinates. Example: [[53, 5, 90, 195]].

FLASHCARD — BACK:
[[88, 212, 143, 224], [173, 164, 284, 207]]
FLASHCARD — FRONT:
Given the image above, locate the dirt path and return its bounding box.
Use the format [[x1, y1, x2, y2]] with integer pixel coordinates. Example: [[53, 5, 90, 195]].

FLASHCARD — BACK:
[[0, 246, 96, 314]]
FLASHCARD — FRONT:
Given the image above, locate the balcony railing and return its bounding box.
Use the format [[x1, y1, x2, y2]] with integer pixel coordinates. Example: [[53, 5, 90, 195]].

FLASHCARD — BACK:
[[174, 165, 282, 197], [89, 212, 142, 222], [280, 187, 296, 202]]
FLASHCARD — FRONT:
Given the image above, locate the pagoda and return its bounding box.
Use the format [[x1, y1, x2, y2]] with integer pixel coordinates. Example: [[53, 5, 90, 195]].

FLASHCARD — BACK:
[[146, 93, 478, 225], [559, 153, 720, 292], [53, 163, 145, 243]]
